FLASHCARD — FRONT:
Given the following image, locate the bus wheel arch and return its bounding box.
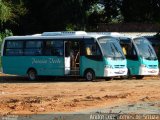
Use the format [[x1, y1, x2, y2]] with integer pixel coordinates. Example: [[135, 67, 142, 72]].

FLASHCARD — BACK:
[[84, 68, 95, 81], [27, 68, 37, 80], [127, 68, 132, 79], [121, 69, 131, 79]]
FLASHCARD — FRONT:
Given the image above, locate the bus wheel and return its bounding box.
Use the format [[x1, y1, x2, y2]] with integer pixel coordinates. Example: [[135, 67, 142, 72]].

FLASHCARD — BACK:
[[85, 70, 95, 81], [28, 69, 37, 80], [136, 75, 144, 79]]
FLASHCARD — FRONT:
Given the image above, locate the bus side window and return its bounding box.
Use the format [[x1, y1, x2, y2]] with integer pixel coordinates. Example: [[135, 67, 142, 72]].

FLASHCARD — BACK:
[[24, 41, 43, 56], [5, 41, 23, 56], [85, 42, 101, 56], [121, 44, 128, 55], [44, 41, 64, 56], [44, 41, 52, 55], [86, 45, 92, 55]]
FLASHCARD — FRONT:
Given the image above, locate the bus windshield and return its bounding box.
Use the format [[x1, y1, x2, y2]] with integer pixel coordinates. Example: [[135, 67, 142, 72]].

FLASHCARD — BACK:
[[134, 38, 157, 60], [99, 37, 125, 59]]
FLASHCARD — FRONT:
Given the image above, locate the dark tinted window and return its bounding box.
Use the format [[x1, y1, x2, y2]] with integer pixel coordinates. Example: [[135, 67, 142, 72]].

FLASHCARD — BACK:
[[24, 49, 42, 56], [26, 41, 42, 48], [5, 41, 23, 56], [24, 41, 43, 56], [44, 40, 64, 56], [85, 40, 101, 56], [6, 41, 23, 48], [5, 49, 23, 56], [4, 40, 64, 56]]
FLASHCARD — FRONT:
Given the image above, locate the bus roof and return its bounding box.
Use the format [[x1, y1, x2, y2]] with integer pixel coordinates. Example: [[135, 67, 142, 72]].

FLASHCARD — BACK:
[[4, 31, 122, 40]]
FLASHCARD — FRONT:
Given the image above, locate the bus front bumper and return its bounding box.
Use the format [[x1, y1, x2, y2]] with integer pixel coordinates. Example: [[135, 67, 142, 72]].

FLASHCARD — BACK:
[[139, 67, 159, 75], [104, 68, 128, 77]]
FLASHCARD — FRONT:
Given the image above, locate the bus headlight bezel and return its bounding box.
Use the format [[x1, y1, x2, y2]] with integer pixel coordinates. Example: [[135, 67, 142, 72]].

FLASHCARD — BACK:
[[105, 65, 112, 69], [141, 64, 146, 68]]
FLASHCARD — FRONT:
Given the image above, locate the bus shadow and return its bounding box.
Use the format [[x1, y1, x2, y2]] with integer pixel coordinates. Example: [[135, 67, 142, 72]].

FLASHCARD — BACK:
[[0, 76, 129, 83], [0, 76, 89, 83]]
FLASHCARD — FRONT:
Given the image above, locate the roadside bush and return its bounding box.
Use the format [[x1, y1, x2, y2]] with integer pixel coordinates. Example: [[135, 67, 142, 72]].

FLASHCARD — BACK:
[[0, 29, 13, 42]]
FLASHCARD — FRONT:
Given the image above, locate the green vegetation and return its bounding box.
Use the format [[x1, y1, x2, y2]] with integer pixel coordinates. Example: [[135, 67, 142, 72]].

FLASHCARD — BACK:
[[0, 0, 25, 60], [0, 0, 26, 25], [0, 29, 13, 41], [0, 0, 160, 34], [0, 29, 13, 68], [0, 29, 13, 50]]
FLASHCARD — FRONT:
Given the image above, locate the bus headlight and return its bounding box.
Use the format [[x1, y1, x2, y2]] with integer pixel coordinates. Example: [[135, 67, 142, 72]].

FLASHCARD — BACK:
[[105, 65, 112, 69], [107, 57, 112, 60], [141, 64, 146, 68]]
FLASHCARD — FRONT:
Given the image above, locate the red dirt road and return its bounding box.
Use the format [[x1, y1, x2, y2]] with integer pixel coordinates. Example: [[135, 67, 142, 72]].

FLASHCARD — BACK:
[[0, 74, 160, 115]]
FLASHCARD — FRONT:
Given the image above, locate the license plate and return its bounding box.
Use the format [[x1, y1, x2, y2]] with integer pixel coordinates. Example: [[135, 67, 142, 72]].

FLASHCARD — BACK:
[[149, 70, 156, 73]]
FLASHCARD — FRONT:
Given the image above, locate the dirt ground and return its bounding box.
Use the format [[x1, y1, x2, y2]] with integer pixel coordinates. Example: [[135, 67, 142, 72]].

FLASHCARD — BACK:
[[0, 73, 160, 115]]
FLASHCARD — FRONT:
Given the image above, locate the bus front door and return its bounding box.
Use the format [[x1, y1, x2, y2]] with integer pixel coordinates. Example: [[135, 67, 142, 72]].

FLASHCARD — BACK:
[[64, 41, 80, 76]]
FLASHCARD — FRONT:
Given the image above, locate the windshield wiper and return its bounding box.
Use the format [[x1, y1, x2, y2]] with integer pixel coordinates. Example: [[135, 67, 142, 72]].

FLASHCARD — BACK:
[[147, 45, 157, 60], [111, 43, 125, 59], [110, 44, 115, 56]]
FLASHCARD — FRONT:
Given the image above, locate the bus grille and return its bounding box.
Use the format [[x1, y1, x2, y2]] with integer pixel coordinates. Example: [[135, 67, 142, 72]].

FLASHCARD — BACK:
[[114, 65, 125, 68], [148, 65, 157, 69]]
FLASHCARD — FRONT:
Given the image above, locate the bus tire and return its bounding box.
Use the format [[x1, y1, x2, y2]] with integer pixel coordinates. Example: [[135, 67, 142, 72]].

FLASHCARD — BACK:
[[85, 69, 95, 81], [28, 69, 37, 80], [136, 75, 144, 79]]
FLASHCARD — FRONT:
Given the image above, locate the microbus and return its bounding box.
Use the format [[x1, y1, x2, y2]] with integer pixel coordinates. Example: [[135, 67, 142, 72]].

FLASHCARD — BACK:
[[144, 35, 160, 64], [119, 36, 159, 79], [1, 31, 128, 81]]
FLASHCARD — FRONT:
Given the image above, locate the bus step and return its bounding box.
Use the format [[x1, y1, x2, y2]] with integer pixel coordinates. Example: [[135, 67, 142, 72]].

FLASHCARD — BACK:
[[67, 75, 80, 77], [70, 69, 80, 76]]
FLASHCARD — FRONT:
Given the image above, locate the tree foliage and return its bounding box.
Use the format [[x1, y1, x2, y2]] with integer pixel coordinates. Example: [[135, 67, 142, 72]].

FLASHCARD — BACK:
[[1, 0, 160, 34], [0, 0, 12, 24], [0, 0, 26, 24], [121, 0, 160, 23], [21, 0, 98, 33], [104, 0, 123, 23]]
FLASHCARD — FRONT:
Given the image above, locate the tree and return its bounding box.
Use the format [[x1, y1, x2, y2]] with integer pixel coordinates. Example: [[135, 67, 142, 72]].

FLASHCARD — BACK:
[[104, 0, 123, 23], [21, 0, 97, 33], [0, 0, 12, 25], [121, 0, 160, 23], [0, 0, 26, 30]]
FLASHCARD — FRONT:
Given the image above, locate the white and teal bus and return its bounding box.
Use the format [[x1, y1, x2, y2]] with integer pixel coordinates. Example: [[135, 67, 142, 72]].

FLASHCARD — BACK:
[[119, 36, 159, 79], [1, 31, 128, 81]]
